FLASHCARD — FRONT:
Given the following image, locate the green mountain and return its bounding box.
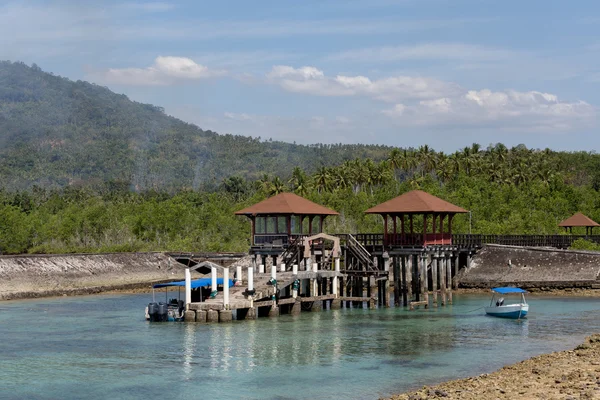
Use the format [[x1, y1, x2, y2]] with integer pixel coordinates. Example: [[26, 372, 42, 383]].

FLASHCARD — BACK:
[[0, 61, 391, 191]]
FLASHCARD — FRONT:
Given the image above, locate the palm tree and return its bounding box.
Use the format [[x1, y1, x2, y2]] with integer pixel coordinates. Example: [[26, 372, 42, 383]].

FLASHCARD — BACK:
[[289, 167, 310, 196], [269, 176, 286, 196], [257, 174, 272, 195], [417, 145, 436, 176], [313, 166, 332, 194]]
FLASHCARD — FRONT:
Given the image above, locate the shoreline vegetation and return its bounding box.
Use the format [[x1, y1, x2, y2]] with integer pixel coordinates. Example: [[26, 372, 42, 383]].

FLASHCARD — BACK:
[[385, 333, 600, 400]]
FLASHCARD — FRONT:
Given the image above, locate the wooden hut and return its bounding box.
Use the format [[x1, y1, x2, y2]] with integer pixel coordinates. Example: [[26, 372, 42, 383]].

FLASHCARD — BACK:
[[558, 212, 600, 235], [365, 190, 468, 247], [235, 192, 339, 248]]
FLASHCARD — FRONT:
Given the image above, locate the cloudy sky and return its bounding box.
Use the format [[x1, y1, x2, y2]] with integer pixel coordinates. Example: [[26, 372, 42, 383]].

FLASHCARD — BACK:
[[1, 0, 599, 151]]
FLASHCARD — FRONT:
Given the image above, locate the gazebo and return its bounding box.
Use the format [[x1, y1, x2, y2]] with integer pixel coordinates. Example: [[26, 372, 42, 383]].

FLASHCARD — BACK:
[[365, 190, 468, 247], [558, 212, 600, 235], [235, 192, 339, 247]]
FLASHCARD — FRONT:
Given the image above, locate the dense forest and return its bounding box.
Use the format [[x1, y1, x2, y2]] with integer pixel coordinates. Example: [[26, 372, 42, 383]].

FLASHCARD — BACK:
[[2, 61, 600, 255], [2, 142, 600, 254]]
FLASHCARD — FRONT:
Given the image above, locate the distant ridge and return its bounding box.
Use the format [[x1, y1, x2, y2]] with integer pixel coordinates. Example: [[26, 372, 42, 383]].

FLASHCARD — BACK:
[[0, 61, 391, 191]]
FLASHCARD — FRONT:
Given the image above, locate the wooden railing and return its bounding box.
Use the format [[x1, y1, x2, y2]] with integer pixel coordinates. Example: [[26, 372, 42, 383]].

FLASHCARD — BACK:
[[452, 234, 600, 249], [350, 233, 600, 249]]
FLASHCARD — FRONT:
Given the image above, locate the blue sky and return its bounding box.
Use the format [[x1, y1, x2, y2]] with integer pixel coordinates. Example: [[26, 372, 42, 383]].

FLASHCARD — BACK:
[[1, 0, 599, 152]]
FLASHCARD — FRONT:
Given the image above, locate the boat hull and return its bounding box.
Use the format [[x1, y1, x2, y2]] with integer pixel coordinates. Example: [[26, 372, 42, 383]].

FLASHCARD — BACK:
[[485, 304, 528, 319]]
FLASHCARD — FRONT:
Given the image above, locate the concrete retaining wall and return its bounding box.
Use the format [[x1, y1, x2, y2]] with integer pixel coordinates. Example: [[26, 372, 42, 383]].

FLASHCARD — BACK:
[[459, 244, 600, 289], [0, 252, 182, 300]]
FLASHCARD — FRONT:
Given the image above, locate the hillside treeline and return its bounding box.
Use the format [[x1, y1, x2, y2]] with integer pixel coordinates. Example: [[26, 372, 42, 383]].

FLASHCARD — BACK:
[[0, 61, 390, 191], [2, 143, 600, 254]]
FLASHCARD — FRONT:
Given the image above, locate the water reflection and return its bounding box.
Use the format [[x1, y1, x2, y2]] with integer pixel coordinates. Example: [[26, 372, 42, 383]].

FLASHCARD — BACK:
[[0, 293, 598, 400]]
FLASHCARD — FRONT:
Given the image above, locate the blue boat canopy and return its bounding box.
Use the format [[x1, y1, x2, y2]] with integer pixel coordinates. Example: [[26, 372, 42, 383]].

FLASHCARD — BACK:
[[153, 278, 233, 289], [491, 287, 527, 294]]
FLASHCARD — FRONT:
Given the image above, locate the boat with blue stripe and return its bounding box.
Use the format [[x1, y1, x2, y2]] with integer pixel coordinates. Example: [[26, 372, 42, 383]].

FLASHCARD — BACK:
[[485, 287, 529, 319]]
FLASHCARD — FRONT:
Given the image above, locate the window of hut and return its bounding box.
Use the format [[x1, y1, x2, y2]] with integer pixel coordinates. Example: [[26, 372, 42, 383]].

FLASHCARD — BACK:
[[311, 216, 321, 234], [267, 216, 277, 233], [290, 215, 302, 234], [255, 216, 266, 234], [277, 216, 287, 234]]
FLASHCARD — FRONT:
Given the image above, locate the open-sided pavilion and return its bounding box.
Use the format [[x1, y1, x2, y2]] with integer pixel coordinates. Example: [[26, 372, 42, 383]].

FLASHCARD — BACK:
[[559, 212, 600, 235], [365, 190, 469, 247]]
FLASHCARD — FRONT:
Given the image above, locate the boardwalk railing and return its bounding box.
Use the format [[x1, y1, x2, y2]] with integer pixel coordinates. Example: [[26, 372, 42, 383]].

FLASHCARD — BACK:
[[352, 233, 600, 249], [452, 234, 600, 249]]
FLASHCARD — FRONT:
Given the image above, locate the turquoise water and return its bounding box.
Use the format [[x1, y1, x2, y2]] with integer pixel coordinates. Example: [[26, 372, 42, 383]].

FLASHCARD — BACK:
[[0, 294, 599, 400]]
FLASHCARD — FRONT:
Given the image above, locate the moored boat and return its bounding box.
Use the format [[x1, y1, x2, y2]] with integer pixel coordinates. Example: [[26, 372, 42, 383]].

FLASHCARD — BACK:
[[145, 277, 233, 322], [485, 287, 529, 319]]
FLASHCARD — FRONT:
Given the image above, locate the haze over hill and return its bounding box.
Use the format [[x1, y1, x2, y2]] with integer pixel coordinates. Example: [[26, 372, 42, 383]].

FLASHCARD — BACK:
[[0, 61, 391, 191]]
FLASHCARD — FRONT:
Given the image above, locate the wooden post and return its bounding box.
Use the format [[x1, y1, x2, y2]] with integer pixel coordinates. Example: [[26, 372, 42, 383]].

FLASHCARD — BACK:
[[431, 254, 438, 306], [446, 253, 453, 304], [383, 254, 390, 307], [312, 263, 318, 298], [393, 257, 400, 306], [401, 256, 407, 307], [453, 253, 459, 289], [440, 255, 446, 306], [185, 267, 191, 309], [406, 255, 413, 303], [421, 255, 428, 306]]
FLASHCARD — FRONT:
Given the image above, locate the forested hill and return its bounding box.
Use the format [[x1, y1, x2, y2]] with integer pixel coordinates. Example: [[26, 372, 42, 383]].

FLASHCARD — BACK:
[[0, 61, 391, 191]]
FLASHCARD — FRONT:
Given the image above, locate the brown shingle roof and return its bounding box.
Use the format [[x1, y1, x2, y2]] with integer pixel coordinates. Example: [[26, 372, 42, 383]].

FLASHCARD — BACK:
[[365, 190, 468, 214], [235, 192, 339, 216], [558, 212, 600, 227]]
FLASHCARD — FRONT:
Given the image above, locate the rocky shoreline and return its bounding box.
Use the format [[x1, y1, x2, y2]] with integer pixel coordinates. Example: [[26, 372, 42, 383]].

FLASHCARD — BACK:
[[386, 334, 600, 400]]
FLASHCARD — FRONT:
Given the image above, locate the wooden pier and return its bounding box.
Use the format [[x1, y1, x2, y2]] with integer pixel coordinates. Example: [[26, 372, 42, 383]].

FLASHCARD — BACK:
[[164, 192, 598, 323]]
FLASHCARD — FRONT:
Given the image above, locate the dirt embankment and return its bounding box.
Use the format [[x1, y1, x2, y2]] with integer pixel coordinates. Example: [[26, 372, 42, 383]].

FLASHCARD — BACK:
[[0, 252, 183, 300], [459, 245, 600, 290], [386, 334, 600, 400]]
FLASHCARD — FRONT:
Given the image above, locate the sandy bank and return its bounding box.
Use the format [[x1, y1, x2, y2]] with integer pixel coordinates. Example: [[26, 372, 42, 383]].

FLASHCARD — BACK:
[[386, 334, 600, 400]]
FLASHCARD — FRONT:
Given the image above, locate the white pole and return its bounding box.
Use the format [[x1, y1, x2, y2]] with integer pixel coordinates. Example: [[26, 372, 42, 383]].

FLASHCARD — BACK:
[[259, 264, 265, 274], [247, 266, 254, 292], [313, 262, 318, 273], [292, 263, 298, 298], [185, 267, 192, 308], [236, 265, 243, 285], [211, 266, 217, 292], [280, 263, 286, 272], [223, 267, 230, 308], [333, 258, 339, 296], [271, 264, 277, 280]]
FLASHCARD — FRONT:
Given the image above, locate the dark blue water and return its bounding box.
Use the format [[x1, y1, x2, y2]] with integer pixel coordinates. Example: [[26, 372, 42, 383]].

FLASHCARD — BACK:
[[0, 294, 598, 400]]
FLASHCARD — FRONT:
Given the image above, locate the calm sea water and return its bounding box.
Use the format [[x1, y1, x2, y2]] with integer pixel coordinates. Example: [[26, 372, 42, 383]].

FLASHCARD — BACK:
[[0, 293, 599, 400]]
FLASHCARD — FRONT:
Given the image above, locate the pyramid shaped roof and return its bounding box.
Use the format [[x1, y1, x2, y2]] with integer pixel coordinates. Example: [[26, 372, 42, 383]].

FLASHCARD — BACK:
[[558, 212, 600, 227], [365, 190, 468, 214], [235, 192, 339, 216]]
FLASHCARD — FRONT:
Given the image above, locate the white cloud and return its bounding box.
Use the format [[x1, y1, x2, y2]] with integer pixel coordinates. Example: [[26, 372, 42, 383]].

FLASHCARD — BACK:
[[97, 56, 226, 85], [383, 89, 596, 130], [266, 65, 460, 101]]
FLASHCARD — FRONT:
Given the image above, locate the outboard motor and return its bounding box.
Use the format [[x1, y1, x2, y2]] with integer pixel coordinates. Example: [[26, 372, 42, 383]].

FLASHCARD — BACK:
[[147, 302, 158, 322], [158, 302, 169, 322]]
